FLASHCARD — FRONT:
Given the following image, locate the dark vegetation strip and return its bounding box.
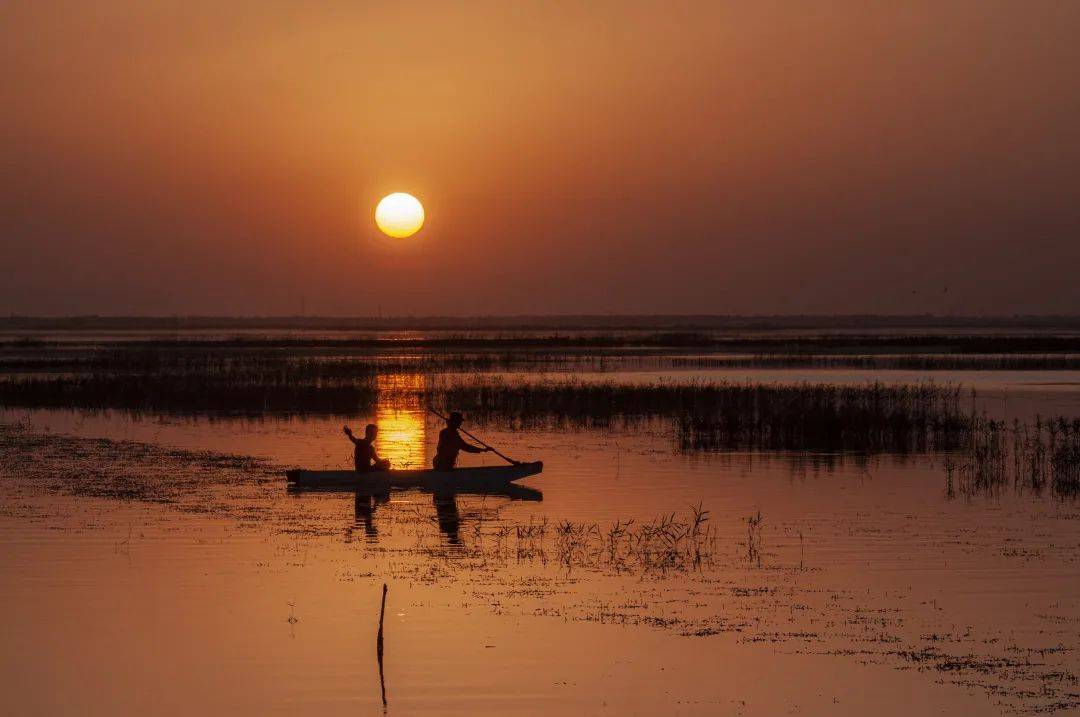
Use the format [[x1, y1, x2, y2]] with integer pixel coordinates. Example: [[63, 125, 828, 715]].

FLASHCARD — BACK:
[[4, 314, 1080, 331], [1, 361, 975, 452], [3, 344, 1080, 378], [0, 372, 380, 414], [0, 350, 578, 375], [659, 354, 1080, 370], [946, 416, 1080, 499], [435, 379, 970, 453], [0, 422, 279, 505], [3, 333, 1080, 353]]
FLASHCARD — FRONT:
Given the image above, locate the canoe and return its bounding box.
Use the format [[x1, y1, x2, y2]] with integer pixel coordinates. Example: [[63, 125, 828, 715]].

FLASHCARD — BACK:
[[285, 460, 543, 490], [287, 481, 544, 501]]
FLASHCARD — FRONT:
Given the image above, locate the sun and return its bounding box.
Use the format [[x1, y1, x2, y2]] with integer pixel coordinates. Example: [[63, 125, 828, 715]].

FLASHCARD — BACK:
[[375, 193, 424, 238]]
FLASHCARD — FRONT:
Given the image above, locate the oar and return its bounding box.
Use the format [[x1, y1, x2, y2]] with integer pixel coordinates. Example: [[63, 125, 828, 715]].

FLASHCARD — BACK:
[[427, 407, 520, 466]]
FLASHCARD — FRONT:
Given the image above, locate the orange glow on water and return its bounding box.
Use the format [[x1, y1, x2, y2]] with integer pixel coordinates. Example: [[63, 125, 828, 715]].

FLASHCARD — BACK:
[[375, 374, 426, 469]]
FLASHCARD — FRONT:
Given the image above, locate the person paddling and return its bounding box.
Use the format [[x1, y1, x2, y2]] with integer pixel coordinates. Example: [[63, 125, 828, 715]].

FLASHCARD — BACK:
[[344, 424, 391, 472], [433, 412, 492, 470]]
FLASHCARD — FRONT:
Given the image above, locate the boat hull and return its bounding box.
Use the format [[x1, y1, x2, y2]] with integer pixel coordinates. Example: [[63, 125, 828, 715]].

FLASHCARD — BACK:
[[285, 461, 543, 490]]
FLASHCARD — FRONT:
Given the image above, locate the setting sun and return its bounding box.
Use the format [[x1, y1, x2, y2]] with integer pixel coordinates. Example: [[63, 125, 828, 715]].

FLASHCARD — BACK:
[[375, 192, 424, 238], [5, 3, 1080, 715]]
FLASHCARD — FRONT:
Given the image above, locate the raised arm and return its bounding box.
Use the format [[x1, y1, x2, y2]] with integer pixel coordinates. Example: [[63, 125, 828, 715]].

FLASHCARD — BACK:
[[343, 425, 361, 445]]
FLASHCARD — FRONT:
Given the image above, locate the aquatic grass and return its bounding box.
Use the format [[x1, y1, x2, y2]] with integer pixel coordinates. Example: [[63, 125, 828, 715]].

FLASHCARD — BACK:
[[0, 371, 380, 414], [4, 330, 1079, 353], [434, 376, 970, 452], [4, 333, 1080, 378], [945, 416, 1080, 498], [672, 381, 968, 453], [0, 362, 980, 453], [1051, 440, 1080, 497], [658, 353, 1080, 371], [0, 347, 580, 376], [549, 506, 717, 573], [0, 422, 280, 507], [746, 510, 765, 567]]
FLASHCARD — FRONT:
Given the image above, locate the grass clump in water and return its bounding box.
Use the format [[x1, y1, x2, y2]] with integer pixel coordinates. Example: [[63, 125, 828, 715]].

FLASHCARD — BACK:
[[946, 416, 1080, 498], [551, 505, 717, 573]]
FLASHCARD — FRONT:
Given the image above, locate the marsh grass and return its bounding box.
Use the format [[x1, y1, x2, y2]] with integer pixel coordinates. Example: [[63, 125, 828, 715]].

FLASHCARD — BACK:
[[436, 378, 969, 451], [1, 356, 980, 453], [3, 333, 1079, 378], [946, 416, 1080, 498], [659, 353, 1080, 371], [377, 502, 719, 574], [0, 422, 278, 509], [746, 511, 765, 567], [550, 505, 717, 573], [0, 348, 578, 376], [437, 506, 719, 573], [1, 341, 1074, 459], [670, 381, 968, 453], [4, 331, 1078, 353], [0, 371, 380, 414]]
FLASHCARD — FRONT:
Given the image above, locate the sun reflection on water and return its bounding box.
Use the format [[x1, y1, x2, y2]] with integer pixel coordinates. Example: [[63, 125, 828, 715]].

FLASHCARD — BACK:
[[375, 374, 427, 469]]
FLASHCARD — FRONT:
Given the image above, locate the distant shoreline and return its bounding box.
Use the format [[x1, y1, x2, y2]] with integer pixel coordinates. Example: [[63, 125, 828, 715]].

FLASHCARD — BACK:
[[2, 314, 1080, 332]]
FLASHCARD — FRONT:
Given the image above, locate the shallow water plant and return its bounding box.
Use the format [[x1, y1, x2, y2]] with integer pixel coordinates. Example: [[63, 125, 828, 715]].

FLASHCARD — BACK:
[[946, 416, 1080, 498]]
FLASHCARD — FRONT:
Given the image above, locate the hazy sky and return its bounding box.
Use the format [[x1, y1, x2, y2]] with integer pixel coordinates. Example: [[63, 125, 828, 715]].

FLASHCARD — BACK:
[[2, 0, 1079, 316]]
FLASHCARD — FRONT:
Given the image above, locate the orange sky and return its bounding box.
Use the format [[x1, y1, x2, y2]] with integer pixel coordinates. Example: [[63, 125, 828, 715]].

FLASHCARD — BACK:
[[2, 1, 1078, 315]]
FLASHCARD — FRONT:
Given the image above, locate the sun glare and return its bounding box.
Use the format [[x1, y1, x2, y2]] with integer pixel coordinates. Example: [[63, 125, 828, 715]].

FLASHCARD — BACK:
[[375, 192, 425, 238], [375, 374, 427, 469]]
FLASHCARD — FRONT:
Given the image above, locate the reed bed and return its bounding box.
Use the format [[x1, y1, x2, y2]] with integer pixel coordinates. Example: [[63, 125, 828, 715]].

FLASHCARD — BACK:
[[0, 349, 571, 376], [0, 371, 379, 414], [0, 356, 981, 453], [3, 332, 1079, 354], [659, 353, 1080, 371], [551, 506, 717, 572], [4, 335, 1080, 388], [431, 378, 970, 452], [462, 507, 717, 573], [945, 416, 1080, 498], [673, 382, 970, 452]]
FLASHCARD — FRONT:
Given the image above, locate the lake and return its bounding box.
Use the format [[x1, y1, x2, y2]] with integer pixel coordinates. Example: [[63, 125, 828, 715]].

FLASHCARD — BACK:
[[1, 330, 1078, 715]]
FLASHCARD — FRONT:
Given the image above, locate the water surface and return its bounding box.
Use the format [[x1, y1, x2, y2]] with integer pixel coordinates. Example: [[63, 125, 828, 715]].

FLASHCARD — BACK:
[[2, 332, 1079, 714]]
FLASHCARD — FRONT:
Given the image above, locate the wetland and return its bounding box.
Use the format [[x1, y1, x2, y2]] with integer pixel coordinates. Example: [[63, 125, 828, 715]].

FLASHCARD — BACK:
[[2, 325, 1079, 715]]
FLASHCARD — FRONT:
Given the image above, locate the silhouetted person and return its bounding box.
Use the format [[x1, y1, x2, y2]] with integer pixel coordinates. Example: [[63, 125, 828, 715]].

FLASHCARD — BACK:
[[433, 412, 491, 470], [344, 424, 391, 472]]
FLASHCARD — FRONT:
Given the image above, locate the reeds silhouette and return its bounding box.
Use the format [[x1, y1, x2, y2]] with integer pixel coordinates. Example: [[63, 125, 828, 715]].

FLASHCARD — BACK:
[[550, 505, 716, 572], [2, 339, 1077, 460], [436, 378, 969, 453], [945, 416, 1080, 498], [3, 331, 1077, 353]]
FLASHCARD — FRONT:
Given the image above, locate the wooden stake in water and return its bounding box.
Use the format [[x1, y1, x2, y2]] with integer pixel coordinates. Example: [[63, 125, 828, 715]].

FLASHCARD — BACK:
[[377, 583, 388, 708]]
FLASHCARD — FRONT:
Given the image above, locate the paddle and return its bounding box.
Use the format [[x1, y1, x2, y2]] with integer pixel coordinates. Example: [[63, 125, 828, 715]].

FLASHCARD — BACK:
[[427, 407, 521, 466]]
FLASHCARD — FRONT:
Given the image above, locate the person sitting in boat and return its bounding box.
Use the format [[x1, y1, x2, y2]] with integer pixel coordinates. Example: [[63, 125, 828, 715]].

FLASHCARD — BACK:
[[344, 424, 390, 472], [433, 412, 492, 470]]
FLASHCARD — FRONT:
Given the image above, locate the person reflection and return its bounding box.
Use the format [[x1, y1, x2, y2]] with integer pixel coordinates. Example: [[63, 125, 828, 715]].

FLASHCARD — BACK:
[[353, 490, 389, 541], [432, 491, 461, 545]]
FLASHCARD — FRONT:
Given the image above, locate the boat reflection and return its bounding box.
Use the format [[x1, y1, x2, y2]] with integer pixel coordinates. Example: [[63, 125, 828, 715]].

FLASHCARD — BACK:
[[319, 483, 543, 545], [433, 491, 461, 545], [353, 491, 390, 540]]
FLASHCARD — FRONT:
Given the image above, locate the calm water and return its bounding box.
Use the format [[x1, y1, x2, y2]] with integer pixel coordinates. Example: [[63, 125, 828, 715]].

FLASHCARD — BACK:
[[2, 335, 1079, 715]]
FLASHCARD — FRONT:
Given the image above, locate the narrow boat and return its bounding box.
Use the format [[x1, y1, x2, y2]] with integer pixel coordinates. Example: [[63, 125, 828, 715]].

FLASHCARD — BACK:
[[285, 460, 543, 490], [287, 481, 543, 501]]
